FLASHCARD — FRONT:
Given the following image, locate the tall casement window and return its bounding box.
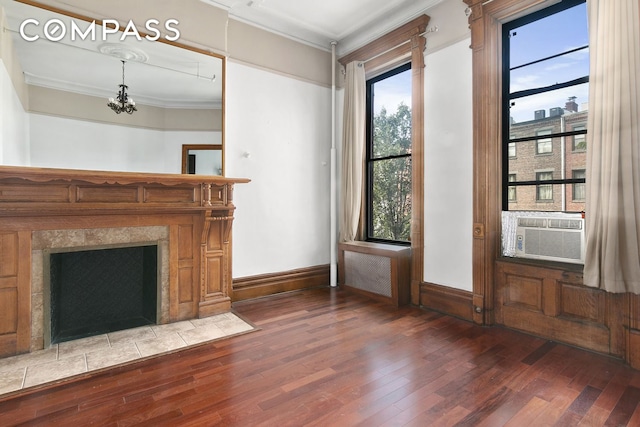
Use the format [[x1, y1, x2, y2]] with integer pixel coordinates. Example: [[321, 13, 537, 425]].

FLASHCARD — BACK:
[[502, 0, 588, 212], [366, 63, 412, 243]]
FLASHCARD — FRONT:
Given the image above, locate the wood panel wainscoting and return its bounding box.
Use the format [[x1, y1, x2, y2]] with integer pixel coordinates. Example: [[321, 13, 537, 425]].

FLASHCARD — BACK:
[[420, 257, 640, 369], [494, 258, 640, 369], [0, 166, 248, 358]]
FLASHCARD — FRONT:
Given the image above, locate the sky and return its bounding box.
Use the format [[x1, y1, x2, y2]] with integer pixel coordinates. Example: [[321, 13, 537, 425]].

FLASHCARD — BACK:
[[371, 68, 412, 116], [508, 2, 589, 123], [369, 2, 589, 124]]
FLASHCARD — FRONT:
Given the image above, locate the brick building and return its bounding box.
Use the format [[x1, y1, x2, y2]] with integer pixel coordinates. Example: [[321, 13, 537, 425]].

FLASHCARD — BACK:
[[507, 97, 587, 212]]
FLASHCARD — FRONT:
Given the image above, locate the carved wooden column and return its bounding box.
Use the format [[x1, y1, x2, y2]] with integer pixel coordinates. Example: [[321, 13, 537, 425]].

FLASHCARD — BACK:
[[198, 182, 236, 317], [463, 0, 494, 325]]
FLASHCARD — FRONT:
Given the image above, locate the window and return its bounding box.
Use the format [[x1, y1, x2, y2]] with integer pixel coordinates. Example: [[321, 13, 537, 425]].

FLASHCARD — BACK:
[[572, 125, 587, 151], [502, 0, 588, 212], [508, 174, 517, 202], [366, 63, 412, 243], [536, 130, 552, 154], [573, 169, 586, 200], [536, 171, 553, 201]]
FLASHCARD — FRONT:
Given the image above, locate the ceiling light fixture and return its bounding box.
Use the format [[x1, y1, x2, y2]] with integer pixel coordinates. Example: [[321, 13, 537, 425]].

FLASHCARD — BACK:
[[107, 60, 137, 114]]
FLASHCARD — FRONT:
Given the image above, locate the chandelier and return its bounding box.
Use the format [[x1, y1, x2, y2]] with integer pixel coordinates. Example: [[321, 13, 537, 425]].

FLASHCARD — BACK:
[[107, 60, 137, 114]]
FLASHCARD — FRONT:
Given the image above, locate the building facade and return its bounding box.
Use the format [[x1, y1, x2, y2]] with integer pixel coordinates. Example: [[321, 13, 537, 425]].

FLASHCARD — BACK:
[[508, 98, 587, 212]]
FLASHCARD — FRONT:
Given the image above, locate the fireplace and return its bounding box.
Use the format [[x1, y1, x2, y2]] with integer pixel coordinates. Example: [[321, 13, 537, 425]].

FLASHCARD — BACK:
[[31, 226, 170, 351], [45, 244, 159, 345], [0, 166, 247, 358]]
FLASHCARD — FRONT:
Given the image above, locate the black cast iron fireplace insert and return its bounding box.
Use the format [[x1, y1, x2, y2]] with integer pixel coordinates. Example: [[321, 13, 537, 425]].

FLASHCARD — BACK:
[[46, 244, 158, 344]]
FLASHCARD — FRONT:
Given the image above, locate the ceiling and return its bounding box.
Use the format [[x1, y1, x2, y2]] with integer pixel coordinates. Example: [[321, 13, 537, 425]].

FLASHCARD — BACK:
[[0, 0, 443, 108], [200, 0, 444, 54]]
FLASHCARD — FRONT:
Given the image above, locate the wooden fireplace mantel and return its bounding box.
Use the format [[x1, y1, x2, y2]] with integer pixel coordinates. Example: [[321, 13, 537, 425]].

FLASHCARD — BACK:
[[0, 166, 249, 357], [0, 166, 250, 214]]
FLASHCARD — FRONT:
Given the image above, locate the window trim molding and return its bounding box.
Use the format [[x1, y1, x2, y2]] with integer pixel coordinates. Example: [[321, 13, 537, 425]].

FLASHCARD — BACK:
[[463, 0, 558, 325], [338, 15, 428, 305]]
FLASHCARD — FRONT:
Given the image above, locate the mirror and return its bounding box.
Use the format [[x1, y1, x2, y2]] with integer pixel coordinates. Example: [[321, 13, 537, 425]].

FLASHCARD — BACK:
[[182, 144, 222, 175], [0, 0, 224, 175]]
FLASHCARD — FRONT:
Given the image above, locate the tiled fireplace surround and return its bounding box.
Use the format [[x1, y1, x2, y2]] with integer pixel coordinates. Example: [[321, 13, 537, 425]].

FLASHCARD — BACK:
[[30, 226, 170, 352], [0, 166, 249, 360]]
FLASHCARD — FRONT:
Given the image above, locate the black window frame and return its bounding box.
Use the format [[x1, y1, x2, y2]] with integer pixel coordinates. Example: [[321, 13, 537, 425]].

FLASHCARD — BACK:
[[365, 62, 412, 245], [501, 0, 588, 211]]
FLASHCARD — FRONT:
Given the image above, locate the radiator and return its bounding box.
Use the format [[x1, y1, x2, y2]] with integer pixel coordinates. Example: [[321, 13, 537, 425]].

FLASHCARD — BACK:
[[344, 250, 393, 297], [338, 241, 411, 306]]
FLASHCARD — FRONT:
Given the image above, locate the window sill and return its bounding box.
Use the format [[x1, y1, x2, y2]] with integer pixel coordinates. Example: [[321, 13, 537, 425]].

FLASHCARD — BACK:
[[497, 255, 584, 273], [341, 240, 411, 253]]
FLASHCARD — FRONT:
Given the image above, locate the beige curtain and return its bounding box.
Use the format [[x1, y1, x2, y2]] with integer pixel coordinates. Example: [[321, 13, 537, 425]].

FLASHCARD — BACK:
[[339, 62, 366, 242], [584, 0, 640, 293]]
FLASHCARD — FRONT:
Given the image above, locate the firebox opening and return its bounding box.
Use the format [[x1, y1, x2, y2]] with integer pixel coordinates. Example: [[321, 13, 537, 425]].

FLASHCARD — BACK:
[[46, 244, 159, 345]]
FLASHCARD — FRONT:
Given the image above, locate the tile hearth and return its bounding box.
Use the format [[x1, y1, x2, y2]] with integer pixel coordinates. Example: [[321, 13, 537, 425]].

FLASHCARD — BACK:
[[0, 313, 255, 397]]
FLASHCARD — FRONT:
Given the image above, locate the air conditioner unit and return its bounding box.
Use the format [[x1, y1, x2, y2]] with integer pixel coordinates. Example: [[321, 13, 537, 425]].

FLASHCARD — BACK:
[[515, 214, 585, 264]]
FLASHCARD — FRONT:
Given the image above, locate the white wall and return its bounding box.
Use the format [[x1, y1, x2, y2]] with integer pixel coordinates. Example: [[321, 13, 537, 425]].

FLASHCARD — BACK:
[[29, 114, 219, 173], [226, 61, 332, 278], [423, 38, 473, 292], [0, 60, 29, 165]]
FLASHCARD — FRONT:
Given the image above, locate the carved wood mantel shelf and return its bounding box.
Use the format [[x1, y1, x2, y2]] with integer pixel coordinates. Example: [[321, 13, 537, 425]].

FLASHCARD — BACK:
[[0, 166, 249, 358]]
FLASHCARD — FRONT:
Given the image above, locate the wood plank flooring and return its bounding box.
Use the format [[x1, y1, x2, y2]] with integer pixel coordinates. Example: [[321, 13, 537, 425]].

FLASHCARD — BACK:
[[1, 287, 640, 426]]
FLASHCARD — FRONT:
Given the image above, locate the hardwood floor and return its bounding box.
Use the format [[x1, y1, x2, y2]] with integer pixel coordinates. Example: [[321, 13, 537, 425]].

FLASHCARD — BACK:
[[1, 287, 640, 426]]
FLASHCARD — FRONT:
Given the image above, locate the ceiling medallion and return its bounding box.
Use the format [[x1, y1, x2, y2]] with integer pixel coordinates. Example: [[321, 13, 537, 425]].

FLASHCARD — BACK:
[[98, 43, 149, 63]]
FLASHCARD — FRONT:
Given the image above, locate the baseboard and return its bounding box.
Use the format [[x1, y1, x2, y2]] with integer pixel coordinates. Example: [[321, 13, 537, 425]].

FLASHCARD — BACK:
[[232, 265, 330, 302], [420, 282, 474, 321]]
